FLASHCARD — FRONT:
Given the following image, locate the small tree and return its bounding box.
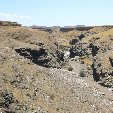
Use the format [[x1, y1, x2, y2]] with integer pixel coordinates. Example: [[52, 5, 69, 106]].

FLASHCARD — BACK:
[[79, 70, 85, 77], [68, 66, 73, 71]]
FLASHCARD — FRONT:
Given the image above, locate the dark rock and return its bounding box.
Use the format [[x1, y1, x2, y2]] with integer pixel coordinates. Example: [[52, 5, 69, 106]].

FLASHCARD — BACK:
[[70, 45, 88, 58], [92, 62, 100, 82], [69, 39, 78, 45], [1, 91, 14, 108], [89, 43, 99, 56], [15, 48, 64, 68], [56, 50, 64, 61], [15, 48, 52, 67], [109, 57, 113, 67], [78, 34, 85, 40]]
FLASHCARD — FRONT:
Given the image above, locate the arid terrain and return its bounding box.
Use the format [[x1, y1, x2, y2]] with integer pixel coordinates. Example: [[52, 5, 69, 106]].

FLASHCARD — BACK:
[[0, 23, 113, 113]]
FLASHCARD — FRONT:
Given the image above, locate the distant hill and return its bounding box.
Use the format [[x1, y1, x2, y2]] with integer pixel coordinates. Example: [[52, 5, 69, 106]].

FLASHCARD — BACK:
[[0, 20, 21, 26]]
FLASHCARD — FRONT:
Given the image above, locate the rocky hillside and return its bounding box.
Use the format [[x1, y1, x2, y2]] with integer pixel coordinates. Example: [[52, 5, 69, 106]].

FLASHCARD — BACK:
[[0, 25, 113, 113]]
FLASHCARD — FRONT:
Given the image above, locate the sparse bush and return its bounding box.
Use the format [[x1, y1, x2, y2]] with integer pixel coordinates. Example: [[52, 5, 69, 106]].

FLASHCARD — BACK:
[[50, 94, 54, 100], [59, 45, 68, 51], [68, 66, 73, 71], [79, 70, 85, 77]]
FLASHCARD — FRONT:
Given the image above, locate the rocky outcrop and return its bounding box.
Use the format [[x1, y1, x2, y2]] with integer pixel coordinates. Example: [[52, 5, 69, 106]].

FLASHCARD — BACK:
[[92, 58, 101, 82], [0, 90, 23, 113], [89, 43, 100, 57], [70, 44, 90, 58], [15, 47, 65, 68], [92, 57, 113, 88], [109, 57, 113, 67], [15, 48, 51, 67], [89, 41, 113, 88]]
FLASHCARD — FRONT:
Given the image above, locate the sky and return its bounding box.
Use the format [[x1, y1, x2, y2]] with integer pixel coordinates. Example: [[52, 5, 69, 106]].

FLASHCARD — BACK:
[[0, 0, 113, 26]]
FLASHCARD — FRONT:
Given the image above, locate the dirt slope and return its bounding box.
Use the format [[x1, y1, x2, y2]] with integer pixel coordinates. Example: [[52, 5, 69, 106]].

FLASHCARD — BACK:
[[0, 26, 113, 113]]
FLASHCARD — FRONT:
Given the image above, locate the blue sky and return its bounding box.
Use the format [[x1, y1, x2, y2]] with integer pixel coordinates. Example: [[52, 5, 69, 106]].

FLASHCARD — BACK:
[[0, 0, 113, 26]]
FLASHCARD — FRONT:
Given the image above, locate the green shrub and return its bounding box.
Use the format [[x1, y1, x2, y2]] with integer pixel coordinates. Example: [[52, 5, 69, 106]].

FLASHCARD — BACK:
[[79, 70, 85, 77], [68, 66, 73, 71]]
